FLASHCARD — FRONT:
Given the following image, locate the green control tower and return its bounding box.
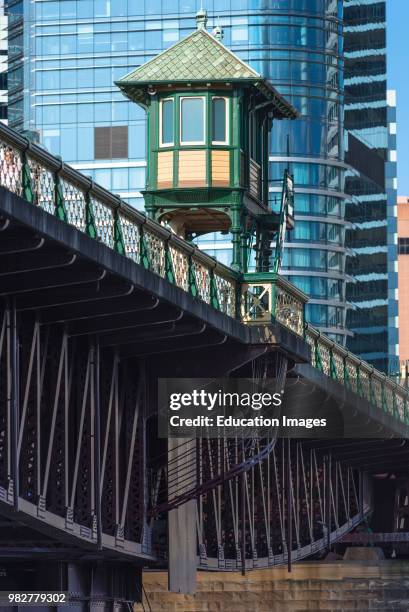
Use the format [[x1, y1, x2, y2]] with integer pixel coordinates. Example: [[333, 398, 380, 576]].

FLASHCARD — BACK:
[[116, 9, 297, 274]]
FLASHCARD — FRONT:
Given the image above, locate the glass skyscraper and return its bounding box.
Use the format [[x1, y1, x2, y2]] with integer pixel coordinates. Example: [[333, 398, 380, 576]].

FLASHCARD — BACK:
[[0, 1, 7, 124], [265, 0, 347, 342], [343, 0, 398, 372], [5, 0, 397, 365]]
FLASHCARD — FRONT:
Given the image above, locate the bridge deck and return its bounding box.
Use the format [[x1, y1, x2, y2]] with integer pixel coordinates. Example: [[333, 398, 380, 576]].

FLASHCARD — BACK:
[[0, 123, 407, 569]]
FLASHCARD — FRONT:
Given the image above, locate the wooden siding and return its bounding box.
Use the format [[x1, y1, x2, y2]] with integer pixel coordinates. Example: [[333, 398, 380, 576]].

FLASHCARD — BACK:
[[212, 150, 230, 187], [178, 150, 206, 187], [249, 158, 261, 200], [157, 151, 174, 188]]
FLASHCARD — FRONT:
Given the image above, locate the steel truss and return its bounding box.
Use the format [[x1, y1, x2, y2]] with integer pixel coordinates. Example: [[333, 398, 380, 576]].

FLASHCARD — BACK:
[[0, 303, 151, 560], [197, 438, 369, 570], [149, 354, 372, 571]]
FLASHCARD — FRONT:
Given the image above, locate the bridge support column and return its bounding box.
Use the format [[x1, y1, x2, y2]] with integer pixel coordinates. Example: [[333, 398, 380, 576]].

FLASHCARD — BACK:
[[168, 438, 197, 595]]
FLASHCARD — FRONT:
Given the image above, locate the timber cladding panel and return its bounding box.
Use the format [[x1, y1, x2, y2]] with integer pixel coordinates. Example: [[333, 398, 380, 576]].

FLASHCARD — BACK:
[[212, 150, 230, 186], [157, 151, 174, 188], [178, 150, 206, 187]]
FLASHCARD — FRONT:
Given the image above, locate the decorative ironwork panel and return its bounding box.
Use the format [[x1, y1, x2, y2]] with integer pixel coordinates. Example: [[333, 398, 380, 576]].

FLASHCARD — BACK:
[[345, 359, 358, 393], [61, 179, 87, 232], [396, 392, 405, 421], [305, 330, 317, 368], [332, 349, 345, 381], [119, 214, 140, 262], [372, 377, 383, 410], [318, 342, 331, 377], [169, 245, 189, 291], [214, 273, 236, 317], [91, 197, 114, 248], [359, 369, 370, 400], [384, 385, 394, 414], [144, 229, 166, 277], [27, 156, 55, 213], [275, 283, 304, 336], [192, 258, 211, 304], [0, 141, 22, 196]]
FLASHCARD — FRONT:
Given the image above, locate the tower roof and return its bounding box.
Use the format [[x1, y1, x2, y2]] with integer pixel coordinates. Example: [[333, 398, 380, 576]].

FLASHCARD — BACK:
[[116, 27, 297, 119]]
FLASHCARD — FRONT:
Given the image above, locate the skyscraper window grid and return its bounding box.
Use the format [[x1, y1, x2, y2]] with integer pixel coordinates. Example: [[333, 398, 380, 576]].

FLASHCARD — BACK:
[[5, 0, 397, 369]]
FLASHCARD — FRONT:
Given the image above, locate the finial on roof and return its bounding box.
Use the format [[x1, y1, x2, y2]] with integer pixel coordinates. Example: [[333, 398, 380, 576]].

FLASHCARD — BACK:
[[212, 24, 224, 41], [196, 7, 208, 30]]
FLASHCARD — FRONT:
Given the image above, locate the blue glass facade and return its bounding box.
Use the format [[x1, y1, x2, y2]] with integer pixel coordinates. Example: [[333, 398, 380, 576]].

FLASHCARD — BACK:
[[6, 0, 346, 338], [6, 0, 396, 358], [343, 0, 398, 372]]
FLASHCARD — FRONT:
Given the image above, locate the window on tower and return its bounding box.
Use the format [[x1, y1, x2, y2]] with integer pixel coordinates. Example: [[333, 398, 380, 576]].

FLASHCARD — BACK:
[[212, 97, 228, 144], [180, 97, 205, 144], [160, 98, 174, 146]]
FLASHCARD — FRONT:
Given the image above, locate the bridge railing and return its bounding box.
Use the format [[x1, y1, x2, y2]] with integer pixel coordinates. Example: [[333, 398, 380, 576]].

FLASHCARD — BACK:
[[1, 124, 408, 426], [305, 324, 409, 425], [241, 272, 307, 337], [0, 124, 238, 317]]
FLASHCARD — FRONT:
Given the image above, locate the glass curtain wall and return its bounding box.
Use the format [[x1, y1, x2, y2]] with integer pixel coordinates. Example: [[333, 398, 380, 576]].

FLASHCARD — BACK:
[[7, 0, 346, 340], [343, 0, 398, 372]]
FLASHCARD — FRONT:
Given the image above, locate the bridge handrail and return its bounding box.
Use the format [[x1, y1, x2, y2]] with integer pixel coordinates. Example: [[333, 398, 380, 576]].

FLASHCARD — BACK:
[[0, 123, 239, 317], [305, 323, 409, 425], [0, 124, 407, 426]]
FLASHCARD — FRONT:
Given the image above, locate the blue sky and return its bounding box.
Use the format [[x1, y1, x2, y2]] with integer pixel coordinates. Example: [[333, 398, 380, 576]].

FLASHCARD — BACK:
[[388, 0, 409, 194]]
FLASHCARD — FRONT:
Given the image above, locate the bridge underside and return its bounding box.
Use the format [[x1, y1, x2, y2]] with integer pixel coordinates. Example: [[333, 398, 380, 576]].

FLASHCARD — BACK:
[[0, 187, 408, 587], [0, 187, 307, 566]]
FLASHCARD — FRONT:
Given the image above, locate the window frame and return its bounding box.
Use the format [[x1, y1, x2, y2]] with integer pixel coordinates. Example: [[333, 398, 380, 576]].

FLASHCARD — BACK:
[[159, 97, 175, 148], [180, 95, 206, 146], [211, 96, 229, 145]]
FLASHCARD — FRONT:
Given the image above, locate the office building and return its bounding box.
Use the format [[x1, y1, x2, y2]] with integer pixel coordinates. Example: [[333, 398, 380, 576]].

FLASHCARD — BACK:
[[343, 0, 398, 372], [5, 1, 398, 364], [398, 196, 409, 363], [0, 2, 7, 124]]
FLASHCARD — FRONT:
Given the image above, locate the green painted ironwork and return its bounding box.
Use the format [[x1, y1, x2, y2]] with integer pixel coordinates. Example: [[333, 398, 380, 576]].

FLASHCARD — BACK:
[[54, 174, 67, 222], [210, 271, 220, 310], [85, 192, 98, 240], [165, 243, 176, 284], [113, 211, 125, 255], [329, 349, 337, 380], [356, 367, 363, 397], [189, 257, 198, 297], [392, 389, 397, 418], [314, 338, 324, 372], [344, 359, 350, 389], [140, 227, 150, 270], [369, 376, 376, 406], [22, 152, 34, 204], [381, 382, 387, 413], [3, 122, 409, 435]]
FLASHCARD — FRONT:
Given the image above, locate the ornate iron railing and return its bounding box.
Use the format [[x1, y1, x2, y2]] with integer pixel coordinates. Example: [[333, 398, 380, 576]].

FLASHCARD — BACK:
[[0, 124, 304, 331], [0, 123, 408, 428], [241, 273, 307, 336], [0, 124, 238, 318], [305, 324, 409, 426]]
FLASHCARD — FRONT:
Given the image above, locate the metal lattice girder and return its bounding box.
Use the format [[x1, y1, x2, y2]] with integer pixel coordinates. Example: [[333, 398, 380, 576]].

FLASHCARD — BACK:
[[0, 303, 150, 560], [194, 439, 369, 571]]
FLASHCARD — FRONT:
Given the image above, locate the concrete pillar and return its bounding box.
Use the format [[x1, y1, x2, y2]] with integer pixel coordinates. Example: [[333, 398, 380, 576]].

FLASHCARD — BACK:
[[167, 438, 197, 594]]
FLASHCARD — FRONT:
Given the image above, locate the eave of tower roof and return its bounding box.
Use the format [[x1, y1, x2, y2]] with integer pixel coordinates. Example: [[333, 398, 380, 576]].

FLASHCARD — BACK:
[[116, 28, 298, 119]]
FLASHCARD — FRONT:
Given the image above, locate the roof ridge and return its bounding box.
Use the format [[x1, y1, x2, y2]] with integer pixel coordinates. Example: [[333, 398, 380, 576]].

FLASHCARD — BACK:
[[118, 27, 260, 84]]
